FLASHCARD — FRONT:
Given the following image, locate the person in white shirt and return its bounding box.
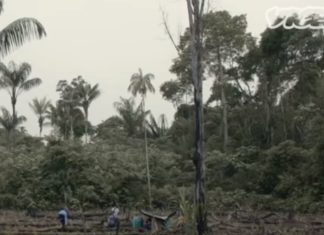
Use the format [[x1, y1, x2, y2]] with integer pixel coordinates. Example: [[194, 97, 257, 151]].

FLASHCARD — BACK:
[[58, 207, 70, 230], [107, 202, 120, 233], [111, 206, 120, 217]]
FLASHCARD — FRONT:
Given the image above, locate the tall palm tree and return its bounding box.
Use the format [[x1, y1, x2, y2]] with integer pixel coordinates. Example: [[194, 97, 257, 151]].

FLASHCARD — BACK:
[[0, 0, 46, 57], [0, 61, 42, 122], [0, 107, 26, 146], [72, 77, 100, 143], [29, 97, 51, 136], [128, 68, 155, 208], [128, 68, 155, 98]]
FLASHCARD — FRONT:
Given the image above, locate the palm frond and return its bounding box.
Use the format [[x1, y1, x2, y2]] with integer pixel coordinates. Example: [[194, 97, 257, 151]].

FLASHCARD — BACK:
[[114, 97, 147, 136], [0, 106, 26, 131], [8, 61, 17, 72], [0, 61, 11, 77], [128, 69, 155, 97], [150, 114, 159, 129], [29, 97, 51, 115], [29, 100, 38, 114], [56, 80, 68, 92], [146, 80, 155, 93], [71, 75, 84, 87], [0, 106, 10, 119], [144, 73, 155, 80], [88, 84, 100, 101], [0, 107, 12, 131], [17, 62, 32, 80], [19, 77, 42, 93], [0, 17, 46, 57], [147, 114, 159, 137], [128, 80, 139, 96], [0, 76, 12, 89]]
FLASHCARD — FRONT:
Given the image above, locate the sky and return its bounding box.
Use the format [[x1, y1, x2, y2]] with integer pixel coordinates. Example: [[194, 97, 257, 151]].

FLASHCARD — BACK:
[[1, 0, 324, 136]]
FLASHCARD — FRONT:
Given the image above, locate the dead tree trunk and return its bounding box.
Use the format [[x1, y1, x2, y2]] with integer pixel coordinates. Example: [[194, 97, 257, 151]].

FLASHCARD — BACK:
[[186, 0, 207, 234]]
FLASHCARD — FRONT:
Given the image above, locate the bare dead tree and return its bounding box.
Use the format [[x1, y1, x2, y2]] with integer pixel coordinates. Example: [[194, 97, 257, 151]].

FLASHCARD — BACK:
[[186, 0, 207, 234]]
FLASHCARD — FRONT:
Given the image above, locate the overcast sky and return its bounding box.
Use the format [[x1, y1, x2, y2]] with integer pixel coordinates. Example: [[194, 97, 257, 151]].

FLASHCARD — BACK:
[[1, 0, 324, 136]]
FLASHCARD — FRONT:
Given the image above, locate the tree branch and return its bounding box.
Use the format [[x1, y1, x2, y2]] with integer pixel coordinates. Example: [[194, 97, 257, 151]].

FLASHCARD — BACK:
[[199, 0, 205, 18], [186, 0, 194, 34], [160, 8, 180, 55], [243, 79, 253, 97]]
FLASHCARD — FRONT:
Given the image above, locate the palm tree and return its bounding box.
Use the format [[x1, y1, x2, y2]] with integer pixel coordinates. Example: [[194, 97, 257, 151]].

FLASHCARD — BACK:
[[0, 0, 46, 57], [114, 97, 148, 136], [128, 68, 155, 98], [46, 103, 67, 139], [128, 68, 155, 208], [29, 97, 51, 136], [56, 80, 79, 140], [0, 61, 42, 122], [0, 107, 26, 146], [72, 77, 100, 143], [47, 101, 84, 140], [146, 113, 168, 138]]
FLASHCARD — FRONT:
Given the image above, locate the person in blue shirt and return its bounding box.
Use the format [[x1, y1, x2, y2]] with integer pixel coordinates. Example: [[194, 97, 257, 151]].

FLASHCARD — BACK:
[[58, 207, 70, 230]]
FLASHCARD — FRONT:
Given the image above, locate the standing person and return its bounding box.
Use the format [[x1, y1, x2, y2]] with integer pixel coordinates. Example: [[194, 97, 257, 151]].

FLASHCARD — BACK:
[[58, 207, 70, 231], [111, 202, 120, 217], [107, 202, 120, 234]]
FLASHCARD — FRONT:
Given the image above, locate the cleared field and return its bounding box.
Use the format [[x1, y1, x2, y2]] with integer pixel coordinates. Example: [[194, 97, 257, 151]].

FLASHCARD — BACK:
[[211, 210, 324, 235], [0, 210, 143, 235], [1, 210, 324, 234]]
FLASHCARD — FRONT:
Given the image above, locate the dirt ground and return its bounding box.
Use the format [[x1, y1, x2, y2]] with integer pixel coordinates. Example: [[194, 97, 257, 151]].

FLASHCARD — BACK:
[[210, 210, 324, 235], [0, 210, 134, 235], [0, 210, 324, 234]]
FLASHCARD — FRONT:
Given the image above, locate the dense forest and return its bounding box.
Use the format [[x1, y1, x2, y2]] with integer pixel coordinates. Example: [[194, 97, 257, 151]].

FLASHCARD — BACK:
[[1, 5, 324, 232]]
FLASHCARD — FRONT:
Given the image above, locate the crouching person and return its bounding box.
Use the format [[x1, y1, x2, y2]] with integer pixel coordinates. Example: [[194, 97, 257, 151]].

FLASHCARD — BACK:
[[58, 207, 70, 231]]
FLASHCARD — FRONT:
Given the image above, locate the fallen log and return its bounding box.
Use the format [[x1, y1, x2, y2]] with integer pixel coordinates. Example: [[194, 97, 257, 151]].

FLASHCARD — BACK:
[[140, 210, 176, 222]]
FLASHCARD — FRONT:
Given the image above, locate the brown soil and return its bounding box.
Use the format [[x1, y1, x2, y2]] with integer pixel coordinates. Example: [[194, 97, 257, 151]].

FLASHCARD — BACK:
[[210, 210, 324, 235], [0, 210, 323, 234]]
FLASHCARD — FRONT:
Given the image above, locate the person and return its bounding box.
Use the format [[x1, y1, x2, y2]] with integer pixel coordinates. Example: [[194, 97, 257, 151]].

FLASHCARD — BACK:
[[144, 217, 152, 230], [132, 215, 144, 230], [111, 203, 120, 217], [58, 207, 70, 230], [107, 203, 120, 234]]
